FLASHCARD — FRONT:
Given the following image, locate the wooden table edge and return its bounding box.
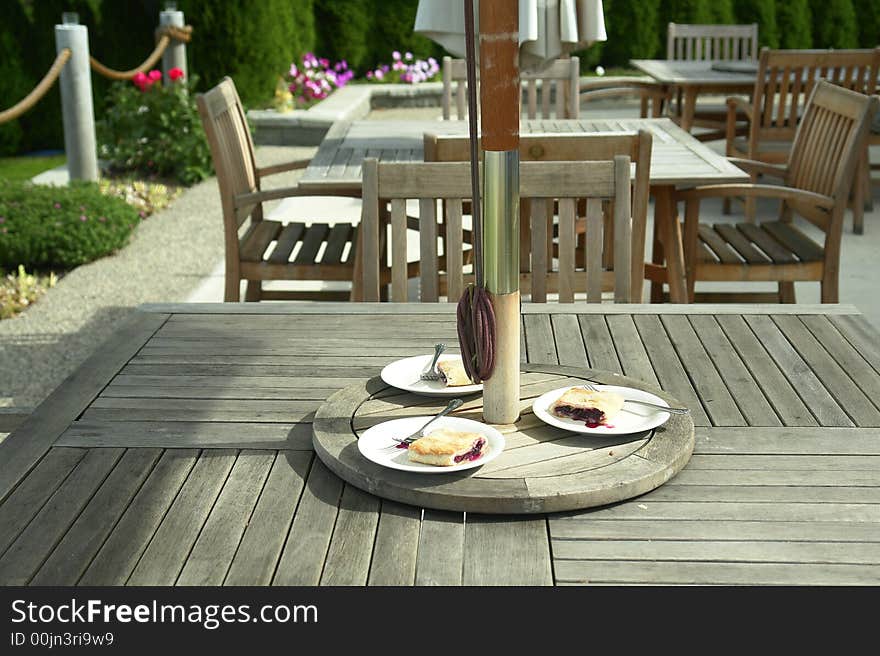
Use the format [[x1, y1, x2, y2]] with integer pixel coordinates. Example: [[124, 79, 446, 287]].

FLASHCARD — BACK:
[[0, 310, 170, 503]]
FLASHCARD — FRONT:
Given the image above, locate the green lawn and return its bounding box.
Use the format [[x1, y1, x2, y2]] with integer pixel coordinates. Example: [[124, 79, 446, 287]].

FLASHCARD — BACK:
[[0, 154, 66, 182]]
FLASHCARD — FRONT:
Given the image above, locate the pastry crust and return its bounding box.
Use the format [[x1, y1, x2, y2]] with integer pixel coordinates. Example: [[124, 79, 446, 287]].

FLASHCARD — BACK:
[[437, 359, 474, 387], [407, 428, 486, 466], [550, 387, 625, 423]]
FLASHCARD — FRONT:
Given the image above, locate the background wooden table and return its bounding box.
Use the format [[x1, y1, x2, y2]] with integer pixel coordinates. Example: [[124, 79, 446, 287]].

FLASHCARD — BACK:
[[300, 118, 748, 302], [630, 59, 756, 133], [1, 302, 878, 586]]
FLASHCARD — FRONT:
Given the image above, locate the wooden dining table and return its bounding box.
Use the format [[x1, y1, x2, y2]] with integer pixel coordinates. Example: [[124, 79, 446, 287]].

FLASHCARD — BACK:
[[1, 301, 878, 586], [299, 117, 748, 303], [629, 59, 757, 134]]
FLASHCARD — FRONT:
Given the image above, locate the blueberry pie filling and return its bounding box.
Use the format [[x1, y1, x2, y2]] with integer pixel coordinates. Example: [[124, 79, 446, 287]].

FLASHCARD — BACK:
[[453, 438, 486, 463], [552, 405, 605, 428]]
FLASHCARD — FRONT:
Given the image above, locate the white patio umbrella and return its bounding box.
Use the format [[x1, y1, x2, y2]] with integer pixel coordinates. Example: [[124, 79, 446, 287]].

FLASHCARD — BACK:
[[414, 0, 606, 71]]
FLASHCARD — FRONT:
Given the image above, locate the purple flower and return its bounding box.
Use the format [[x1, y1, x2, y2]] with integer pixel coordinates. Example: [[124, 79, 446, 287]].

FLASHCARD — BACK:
[[392, 51, 401, 61], [79, 215, 88, 222], [405, 52, 413, 60], [374, 69, 384, 80], [54, 202, 61, 209]]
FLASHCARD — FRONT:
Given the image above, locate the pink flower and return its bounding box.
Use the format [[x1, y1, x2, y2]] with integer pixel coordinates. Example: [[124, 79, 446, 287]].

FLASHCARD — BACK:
[[133, 71, 148, 91], [168, 67, 184, 81], [53, 203, 61, 209], [79, 215, 88, 222], [0, 217, 5, 224], [148, 69, 162, 82]]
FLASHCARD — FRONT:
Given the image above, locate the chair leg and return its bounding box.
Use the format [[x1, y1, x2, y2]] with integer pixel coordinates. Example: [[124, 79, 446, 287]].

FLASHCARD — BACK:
[[851, 154, 866, 235], [820, 276, 839, 304], [778, 281, 796, 303], [245, 280, 262, 301], [224, 272, 240, 302]]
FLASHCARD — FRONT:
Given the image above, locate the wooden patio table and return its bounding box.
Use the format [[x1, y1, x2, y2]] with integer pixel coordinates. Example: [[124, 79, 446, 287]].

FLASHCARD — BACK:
[[629, 59, 757, 134], [300, 117, 747, 304], [1, 301, 879, 586]]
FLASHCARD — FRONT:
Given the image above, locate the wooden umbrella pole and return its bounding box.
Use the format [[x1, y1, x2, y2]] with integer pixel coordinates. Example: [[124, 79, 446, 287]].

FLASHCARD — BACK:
[[479, 0, 520, 424]]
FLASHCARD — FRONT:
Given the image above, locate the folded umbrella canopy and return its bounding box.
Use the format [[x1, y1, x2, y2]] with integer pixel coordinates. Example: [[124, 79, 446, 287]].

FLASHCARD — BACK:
[[415, 0, 606, 71]]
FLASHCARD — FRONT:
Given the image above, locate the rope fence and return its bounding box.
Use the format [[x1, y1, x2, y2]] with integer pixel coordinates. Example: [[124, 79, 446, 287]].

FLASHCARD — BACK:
[[0, 48, 72, 125], [0, 10, 192, 181], [88, 24, 192, 81]]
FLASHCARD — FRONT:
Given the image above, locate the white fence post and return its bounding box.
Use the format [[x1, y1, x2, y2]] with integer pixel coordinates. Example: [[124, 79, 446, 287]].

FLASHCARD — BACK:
[[55, 15, 98, 182], [160, 7, 188, 82]]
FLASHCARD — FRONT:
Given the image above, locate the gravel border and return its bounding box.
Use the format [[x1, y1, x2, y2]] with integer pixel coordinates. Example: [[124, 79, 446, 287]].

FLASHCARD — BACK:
[[0, 145, 315, 410]]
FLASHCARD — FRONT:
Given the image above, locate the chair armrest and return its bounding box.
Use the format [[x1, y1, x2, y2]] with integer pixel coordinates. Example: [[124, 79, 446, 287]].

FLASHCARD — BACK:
[[675, 183, 834, 210], [234, 185, 360, 208], [727, 158, 789, 180], [726, 97, 753, 120], [255, 158, 312, 178]]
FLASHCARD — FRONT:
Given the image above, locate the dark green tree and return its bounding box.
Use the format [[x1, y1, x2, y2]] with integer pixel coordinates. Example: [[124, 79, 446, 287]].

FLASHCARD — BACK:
[[707, 0, 735, 24], [365, 0, 445, 70], [314, 0, 371, 72], [734, 0, 779, 48], [810, 0, 859, 48], [179, 0, 296, 106], [0, 1, 33, 155], [775, 0, 812, 49], [601, 0, 661, 67], [851, 0, 880, 48]]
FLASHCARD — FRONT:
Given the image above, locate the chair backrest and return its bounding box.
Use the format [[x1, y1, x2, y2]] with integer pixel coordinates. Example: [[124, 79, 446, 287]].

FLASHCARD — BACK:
[[667, 22, 758, 61], [786, 80, 880, 235], [195, 76, 260, 252], [360, 157, 632, 304], [423, 130, 653, 301], [442, 56, 580, 120], [747, 47, 880, 150]]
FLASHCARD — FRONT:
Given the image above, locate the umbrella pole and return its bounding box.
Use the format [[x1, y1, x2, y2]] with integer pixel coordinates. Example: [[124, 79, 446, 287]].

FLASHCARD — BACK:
[[479, 0, 520, 424]]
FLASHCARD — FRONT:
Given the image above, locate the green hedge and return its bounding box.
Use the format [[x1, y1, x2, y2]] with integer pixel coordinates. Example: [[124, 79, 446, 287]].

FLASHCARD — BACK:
[[1, 0, 877, 158], [810, 0, 859, 49], [775, 0, 813, 49], [0, 180, 139, 270]]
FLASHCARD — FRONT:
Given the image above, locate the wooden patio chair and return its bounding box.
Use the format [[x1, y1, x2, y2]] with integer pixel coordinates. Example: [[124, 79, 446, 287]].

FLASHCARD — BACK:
[[724, 47, 880, 226], [423, 130, 653, 301], [196, 76, 389, 302], [442, 56, 580, 120], [678, 80, 879, 304], [579, 78, 668, 118], [360, 157, 632, 303], [667, 22, 759, 141]]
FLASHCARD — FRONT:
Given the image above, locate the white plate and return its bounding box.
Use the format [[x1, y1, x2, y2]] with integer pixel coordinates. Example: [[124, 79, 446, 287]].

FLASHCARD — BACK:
[[532, 384, 672, 435], [357, 416, 504, 473], [380, 354, 483, 396]]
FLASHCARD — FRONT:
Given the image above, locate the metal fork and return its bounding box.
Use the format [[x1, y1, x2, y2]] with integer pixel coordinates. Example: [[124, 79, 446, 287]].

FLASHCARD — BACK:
[[384, 398, 464, 450], [580, 382, 690, 415], [419, 343, 446, 381]]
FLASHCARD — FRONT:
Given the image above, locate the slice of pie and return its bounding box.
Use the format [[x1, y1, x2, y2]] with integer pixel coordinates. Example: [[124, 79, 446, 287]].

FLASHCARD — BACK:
[[437, 359, 474, 387], [550, 387, 625, 428], [407, 428, 487, 466]]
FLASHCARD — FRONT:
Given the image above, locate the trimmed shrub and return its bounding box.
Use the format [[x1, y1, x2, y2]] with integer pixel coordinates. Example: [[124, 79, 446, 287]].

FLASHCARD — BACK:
[[851, 0, 880, 48], [775, 0, 812, 49], [810, 0, 859, 49], [291, 0, 317, 57], [97, 70, 212, 186], [366, 0, 445, 70], [707, 0, 736, 24], [660, 0, 714, 25], [734, 0, 779, 48], [0, 180, 140, 270], [601, 0, 661, 66], [179, 0, 297, 107], [314, 0, 371, 73]]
